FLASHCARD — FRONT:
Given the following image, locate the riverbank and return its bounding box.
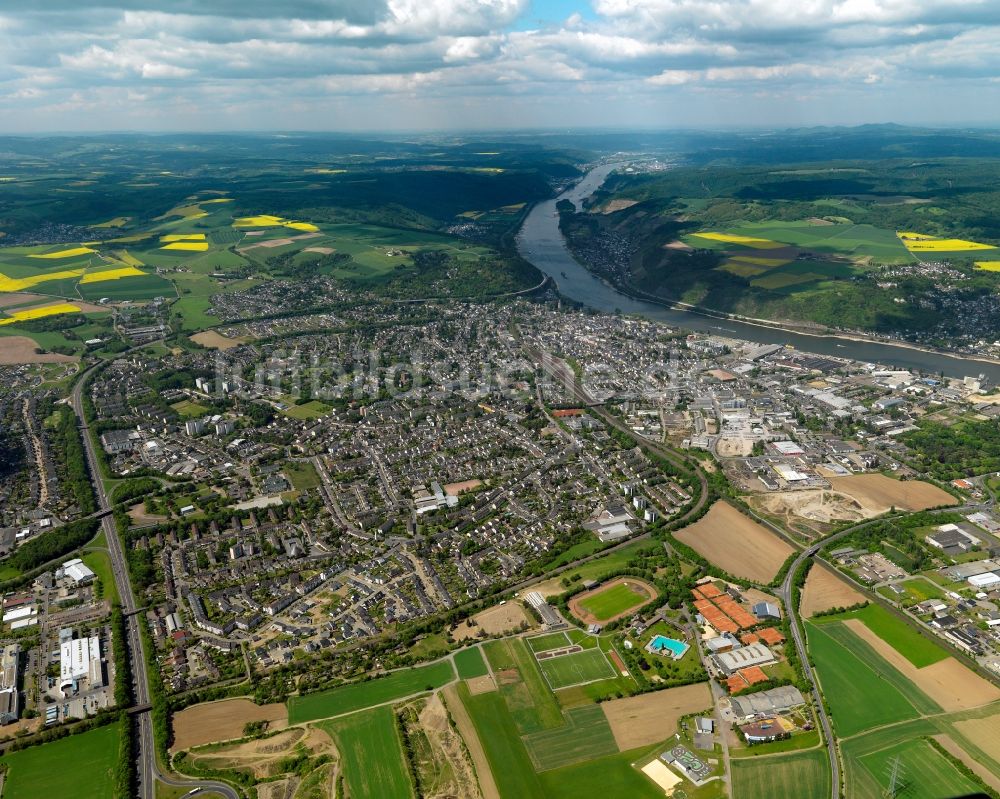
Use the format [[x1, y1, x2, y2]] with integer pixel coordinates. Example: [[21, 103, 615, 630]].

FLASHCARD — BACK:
[[515, 162, 1000, 382], [611, 276, 1000, 370]]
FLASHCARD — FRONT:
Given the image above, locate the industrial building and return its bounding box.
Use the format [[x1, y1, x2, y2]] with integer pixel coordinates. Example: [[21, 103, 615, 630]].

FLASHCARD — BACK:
[[0, 643, 20, 724], [730, 685, 806, 720], [59, 634, 104, 697], [713, 642, 775, 676], [58, 558, 96, 586]]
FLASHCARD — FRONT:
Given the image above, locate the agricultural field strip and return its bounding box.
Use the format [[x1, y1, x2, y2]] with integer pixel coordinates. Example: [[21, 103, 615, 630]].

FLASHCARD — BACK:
[[317, 706, 413, 799], [819, 621, 943, 716], [287, 658, 456, 724], [730, 748, 831, 799], [806, 621, 921, 738], [521, 705, 619, 771]]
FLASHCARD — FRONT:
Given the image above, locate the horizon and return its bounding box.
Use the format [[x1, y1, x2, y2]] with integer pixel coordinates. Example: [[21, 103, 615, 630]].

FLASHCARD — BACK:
[[1, 1, 999, 132]]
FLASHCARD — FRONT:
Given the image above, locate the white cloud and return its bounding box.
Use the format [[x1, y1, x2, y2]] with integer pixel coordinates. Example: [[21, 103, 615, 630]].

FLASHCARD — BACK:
[[0, 0, 997, 129]]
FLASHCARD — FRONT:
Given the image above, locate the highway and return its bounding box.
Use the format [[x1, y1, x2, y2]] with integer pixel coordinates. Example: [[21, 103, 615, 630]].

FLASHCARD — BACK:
[[532, 341, 844, 796], [69, 356, 239, 799], [777, 527, 857, 799]]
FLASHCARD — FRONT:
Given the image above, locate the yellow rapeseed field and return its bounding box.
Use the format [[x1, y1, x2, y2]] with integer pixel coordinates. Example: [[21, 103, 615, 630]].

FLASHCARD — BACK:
[[161, 241, 209, 252], [0, 269, 84, 292], [898, 231, 997, 252], [160, 234, 207, 242], [28, 247, 95, 259], [0, 302, 81, 325], [234, 215, 285, 227], [975, 262, 1000, 272], [79, 267, 146, 284], [234, 215, 319, 233], [116, 251, 144, 267], [692, 232, 780, 249]]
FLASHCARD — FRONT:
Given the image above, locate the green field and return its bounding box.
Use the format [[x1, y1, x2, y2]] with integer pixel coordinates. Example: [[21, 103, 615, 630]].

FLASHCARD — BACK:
[[287, 660, 455, 724], [458, 681, 664, 799], [281, 400, 332, 420], [815, 603, 948, 668], [521, 705, 618, 771], [0, 720, 122, 798], [879, 577, 946, 605], [454, 646, 489, 680], [537, 649, 617, 690], [554, 541, 657, 584], [731, 748, 830, 799], [856, 738, 980, 799], [482, 638, 563, 734], [81, 549, 120, 605], [317, 706, 413, 799], [683, 220, 914, 263], [459, 685, 546, 796], [807, 622, 925, 737], [526, 631, 572, 653], [170, 399, 208, 419], [539, 749, 665, 799], [284, 461, 320, 491], [577, 580, 653, 622]]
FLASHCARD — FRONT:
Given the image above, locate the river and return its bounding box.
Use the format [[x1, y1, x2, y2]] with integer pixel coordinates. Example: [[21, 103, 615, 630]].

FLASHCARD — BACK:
[[516, 164, 1000, 382]]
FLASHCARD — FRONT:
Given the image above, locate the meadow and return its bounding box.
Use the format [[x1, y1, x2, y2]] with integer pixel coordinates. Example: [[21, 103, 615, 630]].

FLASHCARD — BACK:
[[806, 621, 926, 737], [287, 660, 455, 724], [521, 705, 618, 771], [684, 221, 914, 263], [453, 646, 489, 680], [283, 461, 320, 491], [317, 706, 413, 799], [855, 738, 980, 799], [816, 603, 947, 668], [81, 549, 120, 605], [281, 400, 332, 420], [731, 749, 830, 799], [482, 637, 563, 733], [0, 720, 122, 798], [457, 684, 663, 799]]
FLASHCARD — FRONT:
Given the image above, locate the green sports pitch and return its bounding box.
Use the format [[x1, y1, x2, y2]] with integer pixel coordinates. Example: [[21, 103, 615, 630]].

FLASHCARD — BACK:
[[537, 648, 616, 690], [577, 580, 654, 622]]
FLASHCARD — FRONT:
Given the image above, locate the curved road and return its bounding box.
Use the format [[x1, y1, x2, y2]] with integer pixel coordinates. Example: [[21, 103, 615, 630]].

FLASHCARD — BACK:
[[777, 528, 855, 799], [69, 354, 239, 799]]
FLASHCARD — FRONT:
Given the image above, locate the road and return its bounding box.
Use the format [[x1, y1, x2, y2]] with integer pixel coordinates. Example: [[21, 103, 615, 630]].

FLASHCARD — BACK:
[[527, 346, 711, 524], [69, 354, 239, 799]]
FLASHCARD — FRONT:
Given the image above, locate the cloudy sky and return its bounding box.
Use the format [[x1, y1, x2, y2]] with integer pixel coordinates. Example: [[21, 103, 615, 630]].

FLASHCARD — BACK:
[[1, 0, 998, 132]]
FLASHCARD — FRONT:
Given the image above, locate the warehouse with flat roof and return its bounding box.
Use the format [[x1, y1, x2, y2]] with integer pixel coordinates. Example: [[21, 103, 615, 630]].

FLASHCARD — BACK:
[[0, 643, 20, 724], [60, 636, 104, 697], [713, 643, 775, 676]]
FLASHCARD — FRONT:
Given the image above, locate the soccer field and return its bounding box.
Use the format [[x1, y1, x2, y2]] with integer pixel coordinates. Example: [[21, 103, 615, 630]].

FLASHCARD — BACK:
[[578, 581, 651, 622], [538, 648, 616, 689]]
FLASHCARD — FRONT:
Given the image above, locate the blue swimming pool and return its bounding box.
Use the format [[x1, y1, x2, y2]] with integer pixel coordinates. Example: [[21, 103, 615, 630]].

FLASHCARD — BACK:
[[648, 635, 689, 660]]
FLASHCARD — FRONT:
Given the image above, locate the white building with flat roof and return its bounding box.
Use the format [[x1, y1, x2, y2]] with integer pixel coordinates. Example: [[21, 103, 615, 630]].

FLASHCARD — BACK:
[[59, 558, 96, 586], [59, 636, 103, 697], [713, 643, 775, 676]]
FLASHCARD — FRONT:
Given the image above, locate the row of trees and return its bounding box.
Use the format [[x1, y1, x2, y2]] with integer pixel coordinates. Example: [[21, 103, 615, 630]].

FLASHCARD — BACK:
[[5, 517, 98, 574]]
